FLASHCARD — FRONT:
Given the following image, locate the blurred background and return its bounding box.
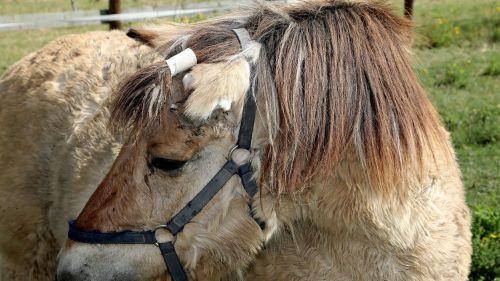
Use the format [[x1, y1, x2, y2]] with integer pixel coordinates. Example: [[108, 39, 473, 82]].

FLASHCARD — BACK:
[[0, 0, 498, 280]]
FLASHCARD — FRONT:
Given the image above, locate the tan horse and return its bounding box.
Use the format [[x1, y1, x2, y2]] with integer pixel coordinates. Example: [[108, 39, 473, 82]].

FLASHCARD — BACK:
[[0, 1, 471, 280], [0, 30, 160, 280]]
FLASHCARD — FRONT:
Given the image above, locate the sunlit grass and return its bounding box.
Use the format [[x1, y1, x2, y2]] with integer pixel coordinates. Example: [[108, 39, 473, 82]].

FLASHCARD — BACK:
[[0, 12, 215, 74], [0, 0, 215, 15], [0, 25, 107, 73]]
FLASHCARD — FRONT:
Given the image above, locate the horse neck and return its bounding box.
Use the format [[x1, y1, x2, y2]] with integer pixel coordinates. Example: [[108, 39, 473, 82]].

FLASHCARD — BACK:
[[274, 140, 458, 239]]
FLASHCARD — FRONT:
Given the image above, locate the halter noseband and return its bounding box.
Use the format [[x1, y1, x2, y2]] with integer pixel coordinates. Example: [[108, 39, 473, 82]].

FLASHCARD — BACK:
[[67, 28, 264, 281]]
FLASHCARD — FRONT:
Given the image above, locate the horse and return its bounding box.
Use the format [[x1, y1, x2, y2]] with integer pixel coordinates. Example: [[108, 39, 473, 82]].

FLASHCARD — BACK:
[[0, 0, 471, 280]]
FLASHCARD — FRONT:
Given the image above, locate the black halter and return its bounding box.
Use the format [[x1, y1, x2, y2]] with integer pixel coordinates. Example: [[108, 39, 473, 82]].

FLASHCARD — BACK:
[[67, 28, 264, 281]]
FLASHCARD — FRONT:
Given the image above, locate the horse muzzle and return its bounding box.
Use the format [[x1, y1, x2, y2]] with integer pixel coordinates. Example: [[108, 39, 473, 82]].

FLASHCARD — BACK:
[[56, 242, 166, 281], [56, 269, 137, 281]]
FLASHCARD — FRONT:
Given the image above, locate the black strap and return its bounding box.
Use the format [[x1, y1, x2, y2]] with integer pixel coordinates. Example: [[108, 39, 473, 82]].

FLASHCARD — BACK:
[[233, 27, 256, 151], [237, 94, 257, 150], [68, 220, 157, 244], [232, 28, 252, 49], [238, 163, 258, 197], [165, 160, 239, 235], [158, 242, 188, 281], [67, 27, 264, 281], [238, 163, 266, 230], [232, 28, 264, 230]]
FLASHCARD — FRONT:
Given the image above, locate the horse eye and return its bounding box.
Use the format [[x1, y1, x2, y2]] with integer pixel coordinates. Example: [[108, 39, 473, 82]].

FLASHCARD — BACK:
[[151, 157, 187, 173]]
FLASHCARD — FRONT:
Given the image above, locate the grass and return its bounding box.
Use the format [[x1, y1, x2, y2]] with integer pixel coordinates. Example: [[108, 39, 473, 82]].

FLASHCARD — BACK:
[[0, 0, 499, 279], [0, 0, 212, 15], [409, 0, 500, 209], [0, 12, 212, 74], [410, 1, 500, 279], [0, 25, 107, 74]]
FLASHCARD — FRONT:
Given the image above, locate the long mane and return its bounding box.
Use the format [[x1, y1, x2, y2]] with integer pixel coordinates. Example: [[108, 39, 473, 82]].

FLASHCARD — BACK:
[[111, 0, 450, 196]]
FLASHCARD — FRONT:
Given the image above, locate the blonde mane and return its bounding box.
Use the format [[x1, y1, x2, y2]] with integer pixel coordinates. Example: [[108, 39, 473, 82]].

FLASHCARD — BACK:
[[111, 0, 449, 196]]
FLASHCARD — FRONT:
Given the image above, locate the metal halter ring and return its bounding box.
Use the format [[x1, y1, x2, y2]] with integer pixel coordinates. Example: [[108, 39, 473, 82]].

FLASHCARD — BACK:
[[154, 225, 175, 246], [229, 146, 252, 166], [154, 224, 168, 230], [228, 145, 239, 159]]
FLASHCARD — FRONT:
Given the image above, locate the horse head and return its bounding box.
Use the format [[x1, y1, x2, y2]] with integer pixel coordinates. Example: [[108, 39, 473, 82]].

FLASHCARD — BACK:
[[57, 1, 448, 280]]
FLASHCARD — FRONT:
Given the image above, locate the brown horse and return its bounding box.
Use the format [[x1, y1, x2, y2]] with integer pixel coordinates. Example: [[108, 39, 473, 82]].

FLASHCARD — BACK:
[[0, 0, 471, 280]]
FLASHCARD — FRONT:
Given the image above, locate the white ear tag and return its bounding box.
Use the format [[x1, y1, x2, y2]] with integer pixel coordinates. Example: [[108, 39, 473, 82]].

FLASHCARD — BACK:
[[165, 48, 198, 76]]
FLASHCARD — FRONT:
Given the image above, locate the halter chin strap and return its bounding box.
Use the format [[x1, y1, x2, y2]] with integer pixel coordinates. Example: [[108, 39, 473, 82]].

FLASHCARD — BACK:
[[67, 28, 264, 281]]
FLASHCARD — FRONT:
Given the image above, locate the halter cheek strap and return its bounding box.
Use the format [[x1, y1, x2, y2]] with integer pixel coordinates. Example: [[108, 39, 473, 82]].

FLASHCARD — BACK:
[[68, 28, 264, 281]]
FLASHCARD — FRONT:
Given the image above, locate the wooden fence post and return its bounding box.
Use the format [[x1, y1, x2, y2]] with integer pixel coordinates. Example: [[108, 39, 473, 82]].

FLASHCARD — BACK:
[[108, 0, 121, 30], [404, 0, 414, 18], [70, 0, 77, 11]]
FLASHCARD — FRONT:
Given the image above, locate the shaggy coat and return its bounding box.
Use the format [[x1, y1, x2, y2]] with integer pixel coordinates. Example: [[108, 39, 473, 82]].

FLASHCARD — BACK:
[[0, 31, 158, 280], [0, 0, 471, 280]]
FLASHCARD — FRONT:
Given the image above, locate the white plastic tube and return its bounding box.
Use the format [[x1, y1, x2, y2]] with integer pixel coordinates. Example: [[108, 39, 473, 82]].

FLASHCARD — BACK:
[[165, 48, 198, 76]]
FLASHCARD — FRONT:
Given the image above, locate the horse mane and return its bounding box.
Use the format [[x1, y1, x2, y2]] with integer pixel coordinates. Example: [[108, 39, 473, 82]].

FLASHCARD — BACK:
[[111, 0, 449, 196]]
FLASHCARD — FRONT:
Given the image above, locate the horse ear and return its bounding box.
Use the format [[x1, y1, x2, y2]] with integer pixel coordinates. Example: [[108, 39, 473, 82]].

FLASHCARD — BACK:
[[126, 25, 189, 48], [126, 27, 159, 46]]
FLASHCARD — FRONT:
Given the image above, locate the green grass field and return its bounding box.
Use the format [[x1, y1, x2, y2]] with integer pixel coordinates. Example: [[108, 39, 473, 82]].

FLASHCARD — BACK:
[[0, 0, 499, 279], [410, 1, 499, 279], [0, 0, 210, 14]]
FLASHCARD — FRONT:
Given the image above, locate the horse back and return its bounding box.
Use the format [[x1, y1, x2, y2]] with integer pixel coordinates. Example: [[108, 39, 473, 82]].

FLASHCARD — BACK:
[[0, 30, 158, 279]]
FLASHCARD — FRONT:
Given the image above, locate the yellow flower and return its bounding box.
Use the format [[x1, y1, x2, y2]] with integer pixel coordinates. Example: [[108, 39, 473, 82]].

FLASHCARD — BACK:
[[454, 27, 461, 35], [488, 232, 499, 239]]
